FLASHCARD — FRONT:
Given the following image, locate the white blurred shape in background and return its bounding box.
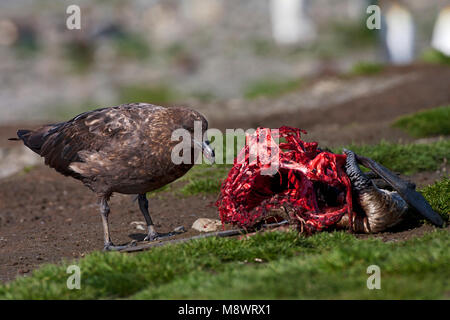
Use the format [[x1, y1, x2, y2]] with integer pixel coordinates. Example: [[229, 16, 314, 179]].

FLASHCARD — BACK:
[[181, 0, 223, 26], [0, 19, 18, 46], [270, 0, 316, 45], [346, 0, 370, 20], [384, 2, 415, 65], [431, 6, 450, 56]]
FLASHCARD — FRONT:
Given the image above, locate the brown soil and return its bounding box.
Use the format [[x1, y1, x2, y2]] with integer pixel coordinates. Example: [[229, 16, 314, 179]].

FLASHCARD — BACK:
[[0, 166, 219, 282], [1, 64, 449, 283]]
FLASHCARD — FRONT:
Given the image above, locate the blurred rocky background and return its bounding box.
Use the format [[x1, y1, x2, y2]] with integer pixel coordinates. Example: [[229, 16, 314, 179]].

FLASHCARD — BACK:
[[0, 0, 449, 124]]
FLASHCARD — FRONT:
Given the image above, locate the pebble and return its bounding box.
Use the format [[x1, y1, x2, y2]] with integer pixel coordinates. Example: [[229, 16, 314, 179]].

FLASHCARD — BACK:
[[191, 218, 222, 232], [130, 221, 146, 231]]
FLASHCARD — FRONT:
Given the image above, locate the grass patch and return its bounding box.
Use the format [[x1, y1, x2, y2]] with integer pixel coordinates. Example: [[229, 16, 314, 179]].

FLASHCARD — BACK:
[[244, 78, 302, 100], [420, 177, 449, 222], [133, 230, 449, 299], [393, 106, 450, 138], [180, 178, 222, 196], [334, 140, 450, 175], [22, 165, 35, 174], [421, 49, 450, 66], [1, 228, 448, 299], [118, 85, 179, 105], [350, 62, 384, 76], [177, 164, 231, 196]]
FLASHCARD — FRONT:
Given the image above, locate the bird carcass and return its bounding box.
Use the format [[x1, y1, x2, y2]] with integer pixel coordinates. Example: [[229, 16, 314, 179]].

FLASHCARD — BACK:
[[216, 126, 443, 234]]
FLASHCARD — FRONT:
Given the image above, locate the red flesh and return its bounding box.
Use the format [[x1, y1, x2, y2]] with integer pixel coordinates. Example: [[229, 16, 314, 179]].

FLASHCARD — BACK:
[[216, 126, 353, 233]]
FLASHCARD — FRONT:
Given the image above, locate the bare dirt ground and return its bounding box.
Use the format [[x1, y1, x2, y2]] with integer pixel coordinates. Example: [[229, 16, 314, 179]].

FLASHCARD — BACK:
[[0, 64, 449, 283]]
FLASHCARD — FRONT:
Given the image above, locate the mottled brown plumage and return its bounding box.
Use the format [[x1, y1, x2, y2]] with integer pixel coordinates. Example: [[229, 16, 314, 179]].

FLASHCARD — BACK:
[[14, 103, 214, 250]]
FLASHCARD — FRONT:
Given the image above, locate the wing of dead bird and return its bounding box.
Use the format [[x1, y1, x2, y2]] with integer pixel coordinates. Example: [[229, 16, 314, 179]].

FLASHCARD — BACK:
[[355, 154, 444, 227]]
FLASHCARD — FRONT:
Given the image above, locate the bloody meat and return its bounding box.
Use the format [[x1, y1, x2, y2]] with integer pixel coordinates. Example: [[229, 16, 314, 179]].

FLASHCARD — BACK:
[[216, 126, 354, 233]]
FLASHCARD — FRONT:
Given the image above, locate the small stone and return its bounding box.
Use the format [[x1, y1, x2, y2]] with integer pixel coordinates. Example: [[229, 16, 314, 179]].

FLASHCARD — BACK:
[[191, 218, 222, 232], [130, 221, 146, 230], [173, 226, 186, 233]]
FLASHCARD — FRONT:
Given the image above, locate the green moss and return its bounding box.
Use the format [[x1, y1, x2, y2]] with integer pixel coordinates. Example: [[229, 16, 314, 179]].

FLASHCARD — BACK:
[[393, 106, 450, 138], [244, 78, 302, 99], [421, 49, 450, 66], [421, 177, 449, 222], [334, 140, 450, 175], [351, 62, 384, 76], [179, 178, 221, 196], [22, 166, 34, 174], [118, 85, 179, 105], [1, 228, 448, 300]]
